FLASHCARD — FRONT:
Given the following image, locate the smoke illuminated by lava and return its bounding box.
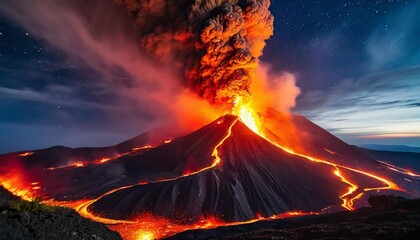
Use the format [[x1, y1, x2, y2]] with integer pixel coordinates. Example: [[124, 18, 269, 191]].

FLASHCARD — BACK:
[[116, 0, 274, 111]]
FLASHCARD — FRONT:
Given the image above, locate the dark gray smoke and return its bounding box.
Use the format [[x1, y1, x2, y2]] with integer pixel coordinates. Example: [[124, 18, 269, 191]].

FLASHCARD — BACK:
[[116, 0, 274, 110]]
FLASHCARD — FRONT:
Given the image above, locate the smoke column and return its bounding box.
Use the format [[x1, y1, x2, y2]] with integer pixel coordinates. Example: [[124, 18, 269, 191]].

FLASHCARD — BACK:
[[116, 0, 274, 111]]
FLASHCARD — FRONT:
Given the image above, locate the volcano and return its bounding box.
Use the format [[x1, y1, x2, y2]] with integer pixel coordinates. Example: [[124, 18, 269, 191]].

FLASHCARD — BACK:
[[0, 112, 417, 239], [88, 115, 348, 221]]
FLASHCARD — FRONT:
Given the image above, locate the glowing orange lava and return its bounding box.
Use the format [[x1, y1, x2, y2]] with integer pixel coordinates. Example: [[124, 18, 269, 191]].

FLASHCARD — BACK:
[[0, 171, 37, 201]]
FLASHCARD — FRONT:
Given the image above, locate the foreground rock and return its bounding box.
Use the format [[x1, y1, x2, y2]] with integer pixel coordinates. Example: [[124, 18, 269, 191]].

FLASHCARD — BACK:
[[167, 195, 420, 240], [0, 187, 121, 240]]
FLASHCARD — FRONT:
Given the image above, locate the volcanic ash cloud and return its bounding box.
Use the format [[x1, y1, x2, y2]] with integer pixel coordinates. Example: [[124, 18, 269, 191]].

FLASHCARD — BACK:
[[116, 0, 274, 111]]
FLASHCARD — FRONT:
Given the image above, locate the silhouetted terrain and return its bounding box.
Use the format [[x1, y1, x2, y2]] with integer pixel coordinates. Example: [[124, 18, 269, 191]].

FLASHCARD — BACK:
[[360, 144, 420, 153], [358, 147, 420, 171]]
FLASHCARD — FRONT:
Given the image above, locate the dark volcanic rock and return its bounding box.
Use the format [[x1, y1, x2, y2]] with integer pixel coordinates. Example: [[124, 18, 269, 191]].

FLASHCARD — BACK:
[[166, 195, 420, 240], [368, 194, 420, 211], [0, 187, 121, 240]]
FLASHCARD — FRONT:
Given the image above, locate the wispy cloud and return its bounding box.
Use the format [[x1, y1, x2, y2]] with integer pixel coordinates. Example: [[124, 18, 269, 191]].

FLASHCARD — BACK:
[[296, 66, 420, 145], [0, 0, 185, 128]]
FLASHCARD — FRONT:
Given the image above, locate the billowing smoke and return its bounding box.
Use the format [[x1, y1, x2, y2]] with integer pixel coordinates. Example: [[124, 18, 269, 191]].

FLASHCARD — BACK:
[[116, 0, 274, 110], [0, 0, 299, 145]]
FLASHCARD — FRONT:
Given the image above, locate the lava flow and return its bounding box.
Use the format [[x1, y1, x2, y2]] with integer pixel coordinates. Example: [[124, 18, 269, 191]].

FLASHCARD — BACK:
[[235, 105, 401, 209]]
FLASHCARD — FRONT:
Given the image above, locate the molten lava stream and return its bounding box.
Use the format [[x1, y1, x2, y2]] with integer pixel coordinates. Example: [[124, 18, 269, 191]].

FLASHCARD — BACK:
[[234, 106, 401, 210], [45, 142, 163, 171], [377, 160, 420, 178], [264, 130, 401, 209]]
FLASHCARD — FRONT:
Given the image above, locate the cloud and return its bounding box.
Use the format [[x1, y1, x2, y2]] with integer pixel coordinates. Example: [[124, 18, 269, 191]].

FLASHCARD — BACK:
[[1, 1, 181, 100], [296, 67, 420, 141], [0, 86, 102, 108], [0, 0, 216, 135]]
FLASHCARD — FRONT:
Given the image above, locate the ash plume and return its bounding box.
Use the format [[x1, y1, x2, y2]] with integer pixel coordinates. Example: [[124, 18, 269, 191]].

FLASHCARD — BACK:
[[116, 0, 274, 110], [0, 0, 298, 138]]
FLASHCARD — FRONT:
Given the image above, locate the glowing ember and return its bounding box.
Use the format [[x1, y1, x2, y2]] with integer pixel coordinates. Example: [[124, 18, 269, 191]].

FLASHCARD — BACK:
[[131, 146, 153, 151], [19, 152, 34, 157], [324, 148, 337, 155], [75, 162, 84, 167], [97, 157, 111, 163], [135, 231, 154, 240], [45, 143, 161, 171]]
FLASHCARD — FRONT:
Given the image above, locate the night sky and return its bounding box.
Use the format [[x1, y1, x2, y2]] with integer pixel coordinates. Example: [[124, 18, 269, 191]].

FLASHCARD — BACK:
[[1, 0, 419, 153]]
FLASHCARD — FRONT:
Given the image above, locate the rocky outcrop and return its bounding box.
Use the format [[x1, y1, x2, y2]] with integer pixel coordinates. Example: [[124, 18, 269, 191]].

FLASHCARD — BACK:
[[0, 186, 121, 240]]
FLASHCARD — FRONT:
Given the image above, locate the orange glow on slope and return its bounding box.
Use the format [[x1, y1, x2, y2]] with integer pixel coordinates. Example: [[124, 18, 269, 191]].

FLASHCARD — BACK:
[[0, 171, 37, 201], [97, 157, 112, 163]]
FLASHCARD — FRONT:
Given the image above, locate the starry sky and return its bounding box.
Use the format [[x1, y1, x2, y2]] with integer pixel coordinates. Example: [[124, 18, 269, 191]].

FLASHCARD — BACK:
[[0, 0, 419, 153]]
